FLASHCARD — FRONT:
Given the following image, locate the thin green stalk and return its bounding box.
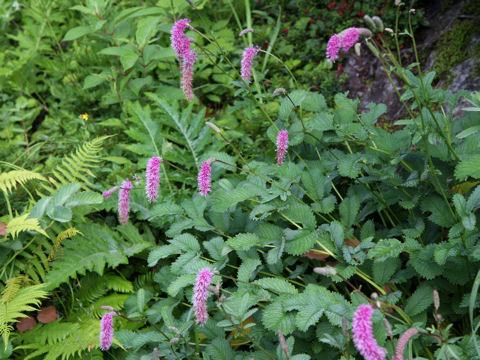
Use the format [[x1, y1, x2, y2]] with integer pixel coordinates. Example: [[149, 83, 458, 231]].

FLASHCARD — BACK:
[[3, 191, 13, 218]]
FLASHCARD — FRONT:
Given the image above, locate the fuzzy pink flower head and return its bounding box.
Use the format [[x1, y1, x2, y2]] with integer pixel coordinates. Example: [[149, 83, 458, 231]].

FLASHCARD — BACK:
[[395, 328, 419, 360], [181, 50, 197, 101], [198, 158, 215, 196], [171, 19, 193, 62], [326, 34, 341, 62], [276, 130, 289, 166], [99, 312, 115, 351], [118, 179, 133, 224], [352, 304, 387, 360], [340, 27, 360, 51], [103, 186, 119, 199], [192, 267, 215, 325], [146, 156, 163, 202], [241, 46, 259, 82]]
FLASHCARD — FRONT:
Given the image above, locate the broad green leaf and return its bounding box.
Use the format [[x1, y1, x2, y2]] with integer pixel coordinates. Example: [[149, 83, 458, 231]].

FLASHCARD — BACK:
[[455, 154, 480, 181], [226, 233, 259, 251], [262, 301, 296, 334], [368, 238, 404, 261], [254, 278, 298, 295], [405, 285, 433, 316], [238, 259, 261, 282], [63, 26, 93, 41]]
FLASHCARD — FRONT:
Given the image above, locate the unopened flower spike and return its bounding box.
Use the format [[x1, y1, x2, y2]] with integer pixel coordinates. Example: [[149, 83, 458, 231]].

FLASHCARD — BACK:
[[145, 156, 163, 202], [352, 304, 387, 360], [395, 328, 419, 360], [239, 27, 254, 37], [276, 130, 289, 166], [99, 312, 116, 351], [241, 46, 260, 83], [102, 185, 120, 199], [198, 158, 215, 196], [118, 179, 133, 224], [273, 88, 286, 96], [192, 267, 215, 325]]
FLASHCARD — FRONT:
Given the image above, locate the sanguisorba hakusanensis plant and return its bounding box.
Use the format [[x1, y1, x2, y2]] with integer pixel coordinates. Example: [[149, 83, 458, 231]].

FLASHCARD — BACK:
[[92, 3, 480, 360]]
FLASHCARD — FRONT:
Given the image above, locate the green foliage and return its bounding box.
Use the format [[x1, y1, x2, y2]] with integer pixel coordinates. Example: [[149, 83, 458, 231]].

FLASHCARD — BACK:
[[0, 284, 47, 346]]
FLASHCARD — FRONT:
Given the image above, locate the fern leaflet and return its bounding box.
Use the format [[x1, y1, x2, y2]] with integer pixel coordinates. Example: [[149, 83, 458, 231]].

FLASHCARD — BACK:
[[0, 170, 46, 194]]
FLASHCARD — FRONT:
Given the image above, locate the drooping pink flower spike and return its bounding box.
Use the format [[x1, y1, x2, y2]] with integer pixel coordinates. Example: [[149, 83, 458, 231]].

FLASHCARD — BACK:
[[102, 186, 120, 199], [145, 156, 163, 202], [171, 19, 194, 62], [198, 158, 215, 196], [352, 304, 387, 360], [99, 312, 116, 351], [118, 179, 133, 224], [395, 328, 419, 360], [192, 267, 215, 325], [170, 18, 197, 100], [339, 27, 360, 51], [241, 46, 260, 83], [276, 130, 289, 166], [326, 34, 341, 62]]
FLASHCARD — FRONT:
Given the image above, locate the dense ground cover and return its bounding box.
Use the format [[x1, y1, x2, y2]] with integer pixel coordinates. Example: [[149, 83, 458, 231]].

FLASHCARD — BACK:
[[1, 0, 480, 359]]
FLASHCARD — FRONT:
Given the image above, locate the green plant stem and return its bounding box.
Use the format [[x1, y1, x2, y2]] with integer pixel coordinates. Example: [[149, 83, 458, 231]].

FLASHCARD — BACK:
[[3, 191, 13, 219]]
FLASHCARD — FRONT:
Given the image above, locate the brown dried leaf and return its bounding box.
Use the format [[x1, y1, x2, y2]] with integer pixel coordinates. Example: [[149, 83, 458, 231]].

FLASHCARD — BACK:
[[16, 316, 37, 332], [37, 305, 57, 324]]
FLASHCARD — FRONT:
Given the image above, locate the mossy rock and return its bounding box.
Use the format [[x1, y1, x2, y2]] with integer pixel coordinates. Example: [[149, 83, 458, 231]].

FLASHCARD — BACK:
[[433, 20, 478, 84]]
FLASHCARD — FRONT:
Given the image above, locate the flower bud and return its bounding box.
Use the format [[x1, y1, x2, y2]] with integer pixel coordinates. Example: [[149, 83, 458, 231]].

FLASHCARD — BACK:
[[170, 337, 180, 344], [205, 121, 221, 134], [313, 266, 337, 276], [273, 88, 286, 96], [383, 318, 393, 337], [385, 27, 394, 33], [372, 16, 384, 32], [370, 292, 378, 300], [363, 15, 376, 31], [433, 289, 440, 311], [100, 305, 116, 311], [239, 28, 254, 37], [354, 42, 361, 56]]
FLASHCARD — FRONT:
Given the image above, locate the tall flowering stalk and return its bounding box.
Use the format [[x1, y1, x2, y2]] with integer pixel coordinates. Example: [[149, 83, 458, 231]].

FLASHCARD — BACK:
[[192, 267, 215, 325], [395, 328, 418, 360], [118, 179, 133, 224], [198, 158, 215, 196], [171, 18, 197, 100], [241, 46, 259, 83], [276, 130, 289, 165], [99, 312, 115, 351], [145, 156, 162, 202], [352, 304, 387, 360]]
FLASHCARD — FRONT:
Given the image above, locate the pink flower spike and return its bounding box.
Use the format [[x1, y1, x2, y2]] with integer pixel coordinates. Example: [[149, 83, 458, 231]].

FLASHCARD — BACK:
[[395, 328, 419, 360], [192, 267, 215, 325], [181, 51, 197, 101], [145, 156, 163, 202], [241, 46, 259, 83], [118, 179, 133, 224], [99, 312, 115, 351], [171, 19, 193, 62], [340, 27, 360, 51], [352, 304, 387, 360], [326, 34, 341, 62], [198, 158, 215, 196], [276, 130, 289, 166], [103, 186, 119, 199]]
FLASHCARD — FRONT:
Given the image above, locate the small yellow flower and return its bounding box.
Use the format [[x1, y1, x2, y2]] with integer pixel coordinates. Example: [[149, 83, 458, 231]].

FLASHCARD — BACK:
[[79, 113, 89, 121]]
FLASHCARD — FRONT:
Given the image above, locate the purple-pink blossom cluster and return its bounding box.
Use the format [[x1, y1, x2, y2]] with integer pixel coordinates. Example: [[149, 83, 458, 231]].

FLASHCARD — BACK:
[[352, 304, 387, 360], [145, 156, 162, 202], [198, 158, 215, 196], [99, 312, 115, 351], [241, 46, 260, 83], [326, 27, 360, 62], [276, 130, 289, 166], [192, 267, 215, 325], [395, 328, 419, 360], [118, 179, 133, 224], [171, 19, 197, 100]]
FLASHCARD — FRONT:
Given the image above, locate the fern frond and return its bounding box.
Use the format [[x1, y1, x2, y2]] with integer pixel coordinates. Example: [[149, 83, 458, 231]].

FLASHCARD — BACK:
[[19, 318, 104, 360], [7, 214, 48, 239], [0, 283, 48, 346], [48, 228, 82, 261], [39, 136, 110, 194], [1, 276, 26, 303], [0, 170, 46, 194]]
